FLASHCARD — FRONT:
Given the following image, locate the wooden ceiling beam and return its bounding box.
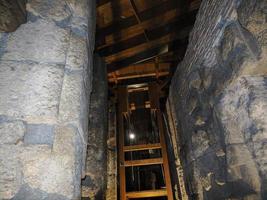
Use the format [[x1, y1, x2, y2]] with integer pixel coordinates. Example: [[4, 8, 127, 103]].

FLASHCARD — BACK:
[[107, 38, 188, 72], [97, 0, 180, 38], [105, 31, 189, 64], [98, 10, 197, 57], [109, 76, 167, 86], [129, 0, 149, 41], [97, 0, 112, 7]]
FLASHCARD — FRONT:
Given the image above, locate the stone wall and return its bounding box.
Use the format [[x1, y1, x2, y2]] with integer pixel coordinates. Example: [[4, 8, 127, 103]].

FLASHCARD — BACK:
[[106, 98, 117, 200], [82, 55, 108, 199], [168, 0, 267, 199], [0, 0, 96, 199]]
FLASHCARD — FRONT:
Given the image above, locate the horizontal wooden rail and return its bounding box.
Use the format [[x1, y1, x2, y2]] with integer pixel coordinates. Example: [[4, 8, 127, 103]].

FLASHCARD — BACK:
[[124, 158, 163, 167], [124, 143, 161, 152], [126, 189, 167, 198]]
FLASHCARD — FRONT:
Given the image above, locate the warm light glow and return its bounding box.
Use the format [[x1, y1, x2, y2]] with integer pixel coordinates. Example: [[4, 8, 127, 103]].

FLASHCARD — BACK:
[[129, 133, 135, 140]]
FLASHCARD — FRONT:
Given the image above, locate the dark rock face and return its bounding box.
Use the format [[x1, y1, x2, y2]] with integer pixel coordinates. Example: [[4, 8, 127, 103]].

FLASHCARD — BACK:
[[0, 0, 27, 32], [82, 55, 108, 199], [168, 0, 267, 199]]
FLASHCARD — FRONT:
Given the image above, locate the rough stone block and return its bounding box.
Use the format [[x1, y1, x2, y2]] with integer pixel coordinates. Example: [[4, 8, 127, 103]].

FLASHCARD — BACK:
[[0, 145, 22, 199], [27, 0, 71, 23], [0, 61, 64, 123], [19, 144, 79, 200], [58, 71, 89, 145], [24, 124, 55, 146], [66, 34, 88, 70], [0, 121, 25, 145], [52, 125, 83, 199], [2, 19, 69, 64]]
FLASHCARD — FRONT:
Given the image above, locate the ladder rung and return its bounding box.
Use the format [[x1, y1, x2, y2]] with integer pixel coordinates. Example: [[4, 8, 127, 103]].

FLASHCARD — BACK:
[[124, 143, 161, 152], [124, 158, 163, 167], [126, 189, 167, 198]]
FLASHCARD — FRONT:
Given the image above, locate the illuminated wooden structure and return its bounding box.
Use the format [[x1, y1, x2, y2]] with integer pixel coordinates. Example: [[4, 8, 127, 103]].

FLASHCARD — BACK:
[[117, 83, 173, 199]]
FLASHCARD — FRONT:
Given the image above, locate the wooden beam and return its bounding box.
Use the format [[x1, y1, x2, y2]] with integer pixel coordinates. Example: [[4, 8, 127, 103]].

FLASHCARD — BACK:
[[148, 83, 174, 200], [129, 0, 149, 41], [107, 39, 188, 72], [117, 87, 129, 200], [109, 71, 169, 82], [126, 189, 167, 198], [124, 143, 161, 152], [97, 0, 111, 7], [124, 158, 163, 167], [104, 2, 200, 45], [97, 10, 197, 56], [97, 0, 179, 38], [105, 31, 188, 64]]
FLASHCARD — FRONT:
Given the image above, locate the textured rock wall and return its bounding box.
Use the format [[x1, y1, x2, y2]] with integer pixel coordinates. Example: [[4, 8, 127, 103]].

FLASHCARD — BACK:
[[0, 0, 27, 32], [0, 0, 96, 199], [168, 0, 267, 199], [106, 99, 117, 200], [82, 55, 108, 199]]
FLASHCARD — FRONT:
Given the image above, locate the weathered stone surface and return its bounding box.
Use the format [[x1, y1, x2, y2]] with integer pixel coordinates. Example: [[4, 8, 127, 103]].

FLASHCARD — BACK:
[[0, 0, 96, 199], [0, 0, 27, 32], [26, 0, 71, 23], [82, 55, 108, 199], [1, 19, 69, 64], [66, 34, 88, 70], [0, 121, 25, 145], [168, 0, 267, 199], [0, 145, 22, 199], [58, 70, 89, 144], [0, 61, 64, 123], [52, 126, 83, 199], [24, 124, 55, 146]]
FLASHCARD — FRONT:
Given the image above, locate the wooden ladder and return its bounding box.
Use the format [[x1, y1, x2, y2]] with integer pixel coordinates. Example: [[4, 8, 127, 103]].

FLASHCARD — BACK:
[[117, 83, 174, 200]]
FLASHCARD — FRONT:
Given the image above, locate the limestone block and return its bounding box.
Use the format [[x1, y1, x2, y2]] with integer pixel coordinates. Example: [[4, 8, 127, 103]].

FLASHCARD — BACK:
[[19, 145, 72, 199], [26, 0, 71, 23], [66, 34, 88, 70], [0, 145, 22, 199], [24, 124, 55, 146], [2, 19, 69, 64], [0, 121, 25, 145], [12, 184, 69, 200], [0, 61, 64, 123], [53, 125, 83, 199], [58, 71, 89, 145]]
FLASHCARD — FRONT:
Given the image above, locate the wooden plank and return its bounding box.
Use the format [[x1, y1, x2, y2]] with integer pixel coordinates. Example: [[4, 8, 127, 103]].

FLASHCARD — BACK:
[[117, 87, 128, 200], [149, 83, 174, 200], [129, 0, 149, 41], [96, 0, 179, 38], [124, 143, 161, 152], [126, 189, 167, 198], [102, 2, 201, 45], [97, 0, 111, 7], [109, 71, 169, 82], [104, 30, 190, 64], [97, 10, 197, 56], [124, 158, 163, 167], [107, 39, 188, 72]]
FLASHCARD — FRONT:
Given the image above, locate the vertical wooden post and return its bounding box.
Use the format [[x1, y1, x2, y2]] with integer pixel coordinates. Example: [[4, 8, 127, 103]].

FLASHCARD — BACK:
[[148, 83, 174, 200], [117, 86, 128, 200]]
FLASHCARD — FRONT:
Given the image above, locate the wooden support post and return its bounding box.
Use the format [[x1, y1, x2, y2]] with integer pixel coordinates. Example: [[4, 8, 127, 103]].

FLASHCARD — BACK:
[[148, 82, 174, 200], [117, 86, 129, 200]]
